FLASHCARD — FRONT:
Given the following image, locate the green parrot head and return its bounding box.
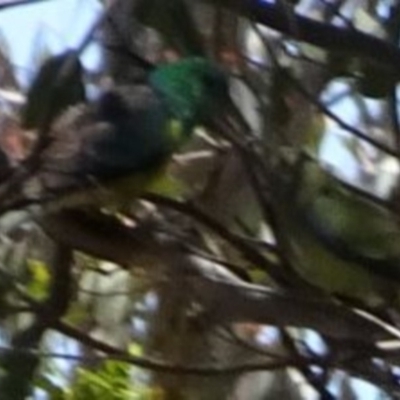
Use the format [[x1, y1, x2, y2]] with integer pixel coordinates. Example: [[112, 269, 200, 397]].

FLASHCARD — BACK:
[[149, 57, 232, 128]]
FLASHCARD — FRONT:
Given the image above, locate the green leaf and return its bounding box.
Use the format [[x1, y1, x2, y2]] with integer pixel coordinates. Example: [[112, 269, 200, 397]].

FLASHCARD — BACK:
[[34, 375, 65, 400], [25, 258, 50, 300], [69, 361, 133, 400], [147, 172, 188, 198], [21, 50, 86, 130]]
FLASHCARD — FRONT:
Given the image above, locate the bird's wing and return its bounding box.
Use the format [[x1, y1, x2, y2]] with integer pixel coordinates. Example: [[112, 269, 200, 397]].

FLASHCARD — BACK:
[[83, 86, 175, 176], [37, 103, 110, 192], [274, 182, 398, 308], [303, 185, 400, 281], [31, 85, 174, 200]]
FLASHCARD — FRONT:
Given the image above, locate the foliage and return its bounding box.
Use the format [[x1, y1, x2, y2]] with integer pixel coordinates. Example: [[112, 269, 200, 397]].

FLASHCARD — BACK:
[[0, 0, 399, 400], [65, 361, 135, 400]]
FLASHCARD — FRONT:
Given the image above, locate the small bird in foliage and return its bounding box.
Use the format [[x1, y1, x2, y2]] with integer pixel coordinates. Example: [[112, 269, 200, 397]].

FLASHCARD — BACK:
[[275, 156, 400, 309], [24, 56, 241, 210]]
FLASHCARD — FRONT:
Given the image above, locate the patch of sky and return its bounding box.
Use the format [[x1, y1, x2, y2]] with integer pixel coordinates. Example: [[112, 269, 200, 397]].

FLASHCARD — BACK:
[[0, 0, 102, 87], [299, 329, 328, 356], [43, 331, 81, 388], [131, 316, 148, 339], [32, 387, 49, 400], [319, 80, 361, 180], [255, 326, 280, 345], [320, 79, 400, 196]]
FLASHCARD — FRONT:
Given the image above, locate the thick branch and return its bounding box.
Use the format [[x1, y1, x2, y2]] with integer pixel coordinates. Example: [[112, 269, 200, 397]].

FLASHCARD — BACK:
[[207, 0, 400, 70], [40, 210, 165, 267], [39, 208, 399, 343], [190, 276, 396, 342]]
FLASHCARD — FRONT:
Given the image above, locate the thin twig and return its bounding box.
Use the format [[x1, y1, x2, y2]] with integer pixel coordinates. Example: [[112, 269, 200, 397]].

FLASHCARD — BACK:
[[0, 0, 52, 10]]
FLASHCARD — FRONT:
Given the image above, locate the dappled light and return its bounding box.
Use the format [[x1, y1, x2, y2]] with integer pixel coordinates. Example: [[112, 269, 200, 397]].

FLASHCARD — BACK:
[[0, 0, 399, 399]]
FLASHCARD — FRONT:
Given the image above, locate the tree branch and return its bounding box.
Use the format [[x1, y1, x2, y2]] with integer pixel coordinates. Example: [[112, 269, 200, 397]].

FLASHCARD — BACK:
[[205, 0, 400, 70], [0, 244, 73, 400]]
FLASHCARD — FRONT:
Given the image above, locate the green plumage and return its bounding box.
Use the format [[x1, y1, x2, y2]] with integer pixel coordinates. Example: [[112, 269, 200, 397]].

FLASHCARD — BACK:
[[28, 57, 229, 207], [299, 160, 400, 279], [276, 158, 400, 308], [150, 58, 229, 124]]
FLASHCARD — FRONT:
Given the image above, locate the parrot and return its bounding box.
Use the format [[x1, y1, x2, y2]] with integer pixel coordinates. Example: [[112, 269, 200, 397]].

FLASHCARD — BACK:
[[23, 56, 242, 210], [274, 155, 400, 310]]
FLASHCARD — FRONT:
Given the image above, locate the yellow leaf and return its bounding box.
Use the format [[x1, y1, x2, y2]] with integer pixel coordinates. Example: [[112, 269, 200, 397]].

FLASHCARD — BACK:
[[26, 258, 50, 299]]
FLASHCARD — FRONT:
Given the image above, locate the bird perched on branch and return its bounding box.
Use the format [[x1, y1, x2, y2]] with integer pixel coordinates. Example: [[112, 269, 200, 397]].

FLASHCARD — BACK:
[[21, 55, 242, 210], [275, 155, 400, 310]]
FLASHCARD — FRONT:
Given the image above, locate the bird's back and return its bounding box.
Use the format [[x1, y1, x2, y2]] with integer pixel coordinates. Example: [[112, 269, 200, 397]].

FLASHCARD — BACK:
[[27, 84, 180, 209], [37, 85, 171, 191], [26, 57, 230, 208], [271, 160, 400, 308]]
